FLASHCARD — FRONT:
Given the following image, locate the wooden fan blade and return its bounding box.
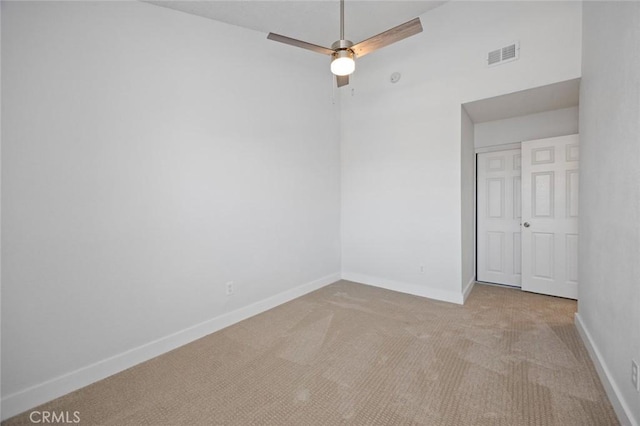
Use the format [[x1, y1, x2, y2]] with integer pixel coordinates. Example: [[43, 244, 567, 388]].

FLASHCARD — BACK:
[[351, 18, 423, 58], [336, 75, 349, 87], [267, 33, 335, 56]]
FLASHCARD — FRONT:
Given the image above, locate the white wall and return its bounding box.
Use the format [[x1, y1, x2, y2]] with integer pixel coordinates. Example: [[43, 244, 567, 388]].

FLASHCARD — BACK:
[[577, 2, 640, 425], [460, 107, 475, 297], [341, 1, 582, 303], [475, 106, 579, 149], [1, 1, 340, 418]]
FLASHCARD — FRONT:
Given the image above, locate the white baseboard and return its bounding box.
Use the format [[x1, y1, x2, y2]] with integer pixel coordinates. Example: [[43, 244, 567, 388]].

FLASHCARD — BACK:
[[462, 277, 476, 303], [575, 313, 638, 426], [341, 272, 464, 305], [1, 272, 341, 421]]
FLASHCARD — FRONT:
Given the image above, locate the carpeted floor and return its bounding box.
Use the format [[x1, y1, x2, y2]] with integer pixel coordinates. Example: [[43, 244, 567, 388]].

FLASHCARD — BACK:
[[3, 281, 618, 425]]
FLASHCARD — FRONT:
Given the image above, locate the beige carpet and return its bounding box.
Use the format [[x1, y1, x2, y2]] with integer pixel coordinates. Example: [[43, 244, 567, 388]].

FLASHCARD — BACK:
[[3, 281, 618, 425]]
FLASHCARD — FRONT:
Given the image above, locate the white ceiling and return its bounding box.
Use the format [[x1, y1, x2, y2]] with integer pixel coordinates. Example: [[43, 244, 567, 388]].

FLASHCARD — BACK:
[[145, 1, 447, 47]]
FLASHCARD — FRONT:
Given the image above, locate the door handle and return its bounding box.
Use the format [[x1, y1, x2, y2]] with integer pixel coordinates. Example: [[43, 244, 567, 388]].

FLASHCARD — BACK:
[[523, 222, 530, 228]]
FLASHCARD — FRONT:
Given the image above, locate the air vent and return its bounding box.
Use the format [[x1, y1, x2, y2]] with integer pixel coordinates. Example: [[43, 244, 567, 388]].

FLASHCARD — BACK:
[[487, 41, 520, 67], [488, 49, 501, 65]]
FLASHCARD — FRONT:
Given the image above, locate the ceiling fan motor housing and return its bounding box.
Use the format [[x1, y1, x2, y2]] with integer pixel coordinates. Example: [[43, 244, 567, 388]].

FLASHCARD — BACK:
[[331, 40, 354, 51]]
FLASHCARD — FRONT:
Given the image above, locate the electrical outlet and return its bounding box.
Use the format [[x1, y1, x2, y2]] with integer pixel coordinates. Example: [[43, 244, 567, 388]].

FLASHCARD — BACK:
[[225, 281, 234, 296], [632, 360, 639, 392], [419, 265, 425, 274]]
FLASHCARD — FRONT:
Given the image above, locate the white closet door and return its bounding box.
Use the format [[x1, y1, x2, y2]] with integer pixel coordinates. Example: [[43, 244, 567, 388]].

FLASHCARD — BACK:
[[521, 134, 579, 299], [477, 149, 522, 287]]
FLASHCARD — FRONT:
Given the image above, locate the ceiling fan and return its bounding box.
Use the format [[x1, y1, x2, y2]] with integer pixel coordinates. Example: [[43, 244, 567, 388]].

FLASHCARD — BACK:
[[266, 0, 423, 87]]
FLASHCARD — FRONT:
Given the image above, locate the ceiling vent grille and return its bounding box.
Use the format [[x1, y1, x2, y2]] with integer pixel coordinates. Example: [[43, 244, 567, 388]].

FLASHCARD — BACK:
[[487, 41, 519, 67]]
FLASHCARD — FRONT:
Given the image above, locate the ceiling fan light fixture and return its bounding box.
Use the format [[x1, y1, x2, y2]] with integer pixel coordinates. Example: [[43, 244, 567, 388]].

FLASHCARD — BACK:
[[331, 50, 355, 76]]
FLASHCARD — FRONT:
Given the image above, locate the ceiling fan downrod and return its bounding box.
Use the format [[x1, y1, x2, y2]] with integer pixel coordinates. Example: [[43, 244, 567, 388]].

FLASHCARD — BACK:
[[331, 0, 355, 76], [340, 0, 345, 40]]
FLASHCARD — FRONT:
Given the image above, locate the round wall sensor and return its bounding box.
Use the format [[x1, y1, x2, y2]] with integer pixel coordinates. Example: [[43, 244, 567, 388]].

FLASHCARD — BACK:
[[390, 72, 401, 83]]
